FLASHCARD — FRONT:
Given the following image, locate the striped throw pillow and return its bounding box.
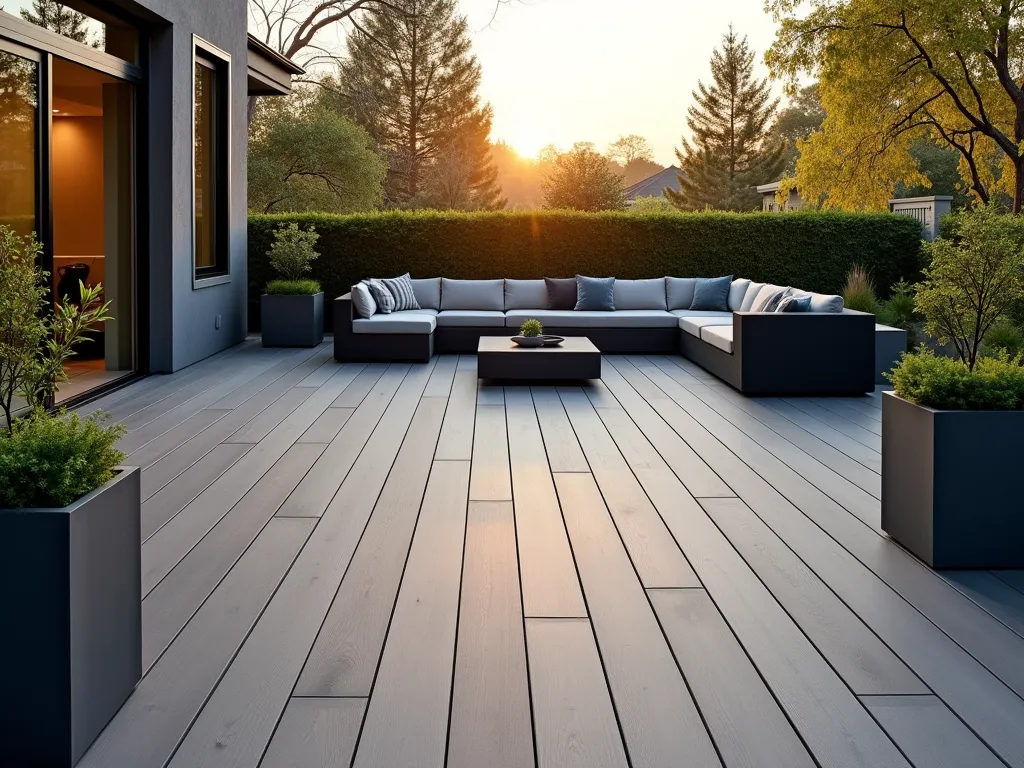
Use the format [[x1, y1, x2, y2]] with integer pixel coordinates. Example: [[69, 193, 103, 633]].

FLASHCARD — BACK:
[[363, 279, 396, 314], [381, 273, 421, 311]]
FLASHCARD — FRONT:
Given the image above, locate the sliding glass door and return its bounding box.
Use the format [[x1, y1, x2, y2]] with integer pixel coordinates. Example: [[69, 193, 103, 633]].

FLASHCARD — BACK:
[[1, 22, 140, 404]]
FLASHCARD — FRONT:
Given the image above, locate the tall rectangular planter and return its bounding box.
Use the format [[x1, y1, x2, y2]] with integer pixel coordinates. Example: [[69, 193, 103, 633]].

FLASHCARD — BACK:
[[0, 467, 141, 767], [261, 292, 325, 347], [881, 392, 1024, 568]]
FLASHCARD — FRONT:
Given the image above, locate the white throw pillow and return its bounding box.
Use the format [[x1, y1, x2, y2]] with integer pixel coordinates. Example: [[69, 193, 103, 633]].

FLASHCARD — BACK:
[[728, 279, 751, 311], [750, 284, 790, 313], [351, 283, 376, 318], [739, 281, 765, 312]]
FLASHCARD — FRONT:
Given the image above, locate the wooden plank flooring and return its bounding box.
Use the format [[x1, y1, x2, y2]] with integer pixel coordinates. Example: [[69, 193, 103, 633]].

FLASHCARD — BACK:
[[78, 345, 1024, 768]]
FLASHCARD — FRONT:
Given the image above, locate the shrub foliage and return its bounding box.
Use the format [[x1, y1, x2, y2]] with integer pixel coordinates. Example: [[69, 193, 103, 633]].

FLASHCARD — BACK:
[[0, 410, 126, 508], [249, 210, 923, 329], [889, 348, 1024, 411]]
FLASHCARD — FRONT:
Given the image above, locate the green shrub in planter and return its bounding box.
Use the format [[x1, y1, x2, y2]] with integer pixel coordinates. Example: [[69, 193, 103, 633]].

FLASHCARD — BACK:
[[981, 319, 1024, 359], [887, 348, 1024, 411], [0, 410, 126, 508], [266, 278, 322, 295]]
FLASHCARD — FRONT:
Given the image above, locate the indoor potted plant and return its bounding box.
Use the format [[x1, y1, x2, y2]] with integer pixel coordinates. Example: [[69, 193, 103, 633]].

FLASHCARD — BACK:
[[0, 226, 139, 767], [882, 205, 1024, 568], [261, 223, 324, 347]]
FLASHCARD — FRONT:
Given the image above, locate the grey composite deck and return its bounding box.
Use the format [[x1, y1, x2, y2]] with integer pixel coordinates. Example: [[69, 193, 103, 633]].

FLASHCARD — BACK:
[[74, 339, 1024, 768]]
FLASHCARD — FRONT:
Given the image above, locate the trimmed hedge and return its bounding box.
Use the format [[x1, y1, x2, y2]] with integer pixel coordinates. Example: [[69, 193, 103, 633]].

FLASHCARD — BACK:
[[248, 209, 924, 330]]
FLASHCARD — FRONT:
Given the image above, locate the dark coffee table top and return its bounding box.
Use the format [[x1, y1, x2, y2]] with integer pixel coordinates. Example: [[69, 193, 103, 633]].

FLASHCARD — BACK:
[[477, 336, 600, 355]]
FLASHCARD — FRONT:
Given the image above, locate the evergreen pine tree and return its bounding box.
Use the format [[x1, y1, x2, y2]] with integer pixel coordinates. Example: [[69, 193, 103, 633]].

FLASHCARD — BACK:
[[335, 0, 504, 209], [668, 26, 784, 211], [19, 0, 93, 44]]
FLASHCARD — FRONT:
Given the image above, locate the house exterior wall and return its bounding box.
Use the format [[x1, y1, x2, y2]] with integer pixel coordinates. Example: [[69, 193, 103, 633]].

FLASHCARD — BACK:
[[130, 0, 249, 372]]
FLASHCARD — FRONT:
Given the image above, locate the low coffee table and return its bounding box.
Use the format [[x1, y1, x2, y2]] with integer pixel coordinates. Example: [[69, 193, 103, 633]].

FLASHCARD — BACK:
[[477, 336, 601, 381]]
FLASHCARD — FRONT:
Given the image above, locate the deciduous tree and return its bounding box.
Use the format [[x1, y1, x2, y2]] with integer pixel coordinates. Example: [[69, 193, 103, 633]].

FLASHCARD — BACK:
[[668, 26, 784, 211], [248, 91, 386, 213], [767, 0, 1024, 212], [542, 143, 626, 211]]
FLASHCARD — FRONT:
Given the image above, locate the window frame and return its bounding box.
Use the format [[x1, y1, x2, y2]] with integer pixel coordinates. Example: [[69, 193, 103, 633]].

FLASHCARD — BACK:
[[191, 36, 231, 289]]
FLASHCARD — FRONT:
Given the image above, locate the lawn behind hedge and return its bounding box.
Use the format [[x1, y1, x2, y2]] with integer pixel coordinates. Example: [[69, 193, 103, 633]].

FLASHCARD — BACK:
[[248, 209, 924, 331]]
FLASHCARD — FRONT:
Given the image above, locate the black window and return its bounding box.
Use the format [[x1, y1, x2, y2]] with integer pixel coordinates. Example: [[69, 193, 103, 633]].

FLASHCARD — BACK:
[[193, 44, 229, 282]]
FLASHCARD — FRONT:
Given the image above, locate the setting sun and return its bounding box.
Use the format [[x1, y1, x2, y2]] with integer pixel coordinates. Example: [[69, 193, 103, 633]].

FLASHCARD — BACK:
[[505, 129, 548, 161]]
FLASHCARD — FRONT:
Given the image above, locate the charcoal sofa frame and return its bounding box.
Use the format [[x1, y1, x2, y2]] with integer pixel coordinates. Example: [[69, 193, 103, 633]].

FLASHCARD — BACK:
[[334, 293, 875, 395], [680, 310, 875, 395]]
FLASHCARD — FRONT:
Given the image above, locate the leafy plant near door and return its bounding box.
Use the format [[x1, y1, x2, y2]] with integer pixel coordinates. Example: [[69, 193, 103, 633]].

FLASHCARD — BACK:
[[0, 225, 114, 430]]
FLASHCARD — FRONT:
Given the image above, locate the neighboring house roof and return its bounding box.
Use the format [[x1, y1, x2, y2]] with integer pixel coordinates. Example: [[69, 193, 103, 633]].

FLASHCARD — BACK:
[[625, 166, 684, 201], [247, 34, 305, 96]]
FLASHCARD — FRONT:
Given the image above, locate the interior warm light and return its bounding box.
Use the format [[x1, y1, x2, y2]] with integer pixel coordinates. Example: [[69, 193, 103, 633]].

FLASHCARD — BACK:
[[52, 109, 60, 113]]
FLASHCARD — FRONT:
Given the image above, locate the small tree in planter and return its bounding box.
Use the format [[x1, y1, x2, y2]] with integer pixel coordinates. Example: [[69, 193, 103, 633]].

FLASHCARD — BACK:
[[261, 223, 324, 347], [0, 225, 141, 767], [882, 205, 1024, 568]]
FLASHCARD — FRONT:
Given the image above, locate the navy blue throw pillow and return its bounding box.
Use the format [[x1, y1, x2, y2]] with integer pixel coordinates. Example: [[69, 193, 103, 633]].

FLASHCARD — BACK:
[[545, 277, 577, 310], [575, 276, 616, 311], [689, 276, 733, 311]]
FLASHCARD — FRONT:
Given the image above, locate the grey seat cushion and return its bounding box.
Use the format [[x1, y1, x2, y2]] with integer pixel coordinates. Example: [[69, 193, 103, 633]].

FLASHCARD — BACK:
[[700, 325, 734, 354], [679, 315, 734, 337], [440, 279, 505, 311], [437, 310, 506, 328], [504, 279, 548, 310], [667, 277, 697, 310], [411, 278, 441, 310], [614, 278, 667, 310], [671, 309, 732, 319], [505, 309, 677, 329], [352, 309, 437, 335]]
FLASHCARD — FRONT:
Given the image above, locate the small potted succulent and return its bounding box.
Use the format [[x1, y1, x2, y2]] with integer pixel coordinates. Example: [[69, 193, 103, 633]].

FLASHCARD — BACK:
[[515, 318, 545, 347], [0, 226, 139, 767], [882, 205, 1024, 568], [261, 223, 324, 347]]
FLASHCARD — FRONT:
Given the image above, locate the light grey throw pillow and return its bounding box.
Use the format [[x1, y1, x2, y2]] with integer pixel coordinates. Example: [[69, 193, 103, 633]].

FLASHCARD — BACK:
[[575, 276, 616, 311], [351, 283, 376, 318], [728, 279, 751, 311]]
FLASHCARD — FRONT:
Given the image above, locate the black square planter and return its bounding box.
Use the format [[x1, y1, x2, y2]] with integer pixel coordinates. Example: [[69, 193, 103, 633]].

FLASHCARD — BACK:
[[882, 392, 1024, 568], [0, 467, 141, 767], [261, 292, 325, 347]]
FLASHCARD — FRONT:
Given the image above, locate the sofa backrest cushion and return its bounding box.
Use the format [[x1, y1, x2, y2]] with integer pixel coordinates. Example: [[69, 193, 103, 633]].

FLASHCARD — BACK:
[[614, 278, 667, 310], [351, 283, 377, 318], [440, 278, 505, 311], [575, 275, 616, 311], [411, 277, 441, 310], [504, 279, 548, 310], [667, 277, 697, 310], [801, 291, 845, 313], [545, 277, 577, 310], [739, 281, 765, 311], [728, 279, 751, 311], [689, 276, 733, 311]]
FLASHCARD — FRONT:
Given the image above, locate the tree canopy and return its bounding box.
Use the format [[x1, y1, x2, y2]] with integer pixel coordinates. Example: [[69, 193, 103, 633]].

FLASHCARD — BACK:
[[247, 92, 387, 214], [332, 0, 505, 210], [669, 26, 784, 211], [767, 0, 1024, 212], [772, 84, 825, 174], [542, 143, 626, 211]]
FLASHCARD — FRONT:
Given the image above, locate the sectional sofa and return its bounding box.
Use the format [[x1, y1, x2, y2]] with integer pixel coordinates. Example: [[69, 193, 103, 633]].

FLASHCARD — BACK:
[[334, 277, 876, 395]]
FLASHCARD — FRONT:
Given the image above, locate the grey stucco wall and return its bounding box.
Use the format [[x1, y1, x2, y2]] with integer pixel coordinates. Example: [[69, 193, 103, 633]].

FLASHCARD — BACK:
[[130, 0, 249, 372]]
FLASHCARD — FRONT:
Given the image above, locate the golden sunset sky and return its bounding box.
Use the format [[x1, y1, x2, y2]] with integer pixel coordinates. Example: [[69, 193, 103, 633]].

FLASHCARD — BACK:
[[462, 0, 782, 164]]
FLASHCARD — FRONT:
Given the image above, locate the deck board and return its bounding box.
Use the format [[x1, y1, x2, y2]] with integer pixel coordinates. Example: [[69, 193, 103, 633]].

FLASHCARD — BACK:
[[76, 345, 1024, 768]]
